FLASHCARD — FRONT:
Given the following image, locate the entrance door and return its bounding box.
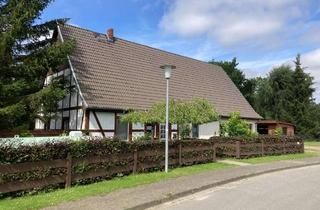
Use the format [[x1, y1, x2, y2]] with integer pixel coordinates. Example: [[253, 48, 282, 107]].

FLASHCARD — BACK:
[[115, 116, 128, 140]]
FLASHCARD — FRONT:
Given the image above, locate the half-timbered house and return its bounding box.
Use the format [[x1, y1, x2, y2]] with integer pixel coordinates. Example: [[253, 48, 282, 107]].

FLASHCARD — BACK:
[[35, 24, 262, 140]]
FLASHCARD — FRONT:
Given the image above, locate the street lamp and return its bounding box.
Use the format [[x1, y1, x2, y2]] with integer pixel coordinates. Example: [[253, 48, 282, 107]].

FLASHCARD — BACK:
[[160, 64, 176, 173]]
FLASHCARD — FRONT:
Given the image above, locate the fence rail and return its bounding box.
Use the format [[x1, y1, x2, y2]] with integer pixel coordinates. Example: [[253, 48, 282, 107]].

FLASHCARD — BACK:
[[0, 140, 304, 194]]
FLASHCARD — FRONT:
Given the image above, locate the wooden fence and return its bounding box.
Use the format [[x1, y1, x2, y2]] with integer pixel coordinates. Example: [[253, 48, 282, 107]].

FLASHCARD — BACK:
[[216, 140, 304, 158], [0, 140, 304, 194]]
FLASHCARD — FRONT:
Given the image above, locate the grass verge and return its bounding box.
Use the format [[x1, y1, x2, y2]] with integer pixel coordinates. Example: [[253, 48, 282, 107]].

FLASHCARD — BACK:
[[0, 162, 233, 210], [235, 152, 320, 164], [304, 141, 320, 147]]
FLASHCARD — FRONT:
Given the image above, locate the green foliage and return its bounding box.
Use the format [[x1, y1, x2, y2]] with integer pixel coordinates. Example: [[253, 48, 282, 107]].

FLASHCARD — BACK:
[[180, 125, 191, 140], [133, 133, 152, 141], [222, 112, 255, 138], [0, 0, 75, 130], [253, 55, 315, 137], [209, 57, 256, 105], [19, 130, 34, 137], [275, 127, 283, 137], [121, 98, 219, 124]]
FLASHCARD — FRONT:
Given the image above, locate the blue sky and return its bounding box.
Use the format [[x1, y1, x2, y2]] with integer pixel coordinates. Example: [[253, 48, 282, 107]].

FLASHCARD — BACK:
[[41, 0, 320, 100]]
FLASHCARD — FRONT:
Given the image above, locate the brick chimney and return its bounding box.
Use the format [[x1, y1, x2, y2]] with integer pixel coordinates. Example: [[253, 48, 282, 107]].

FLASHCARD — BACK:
[[106, 28, 114, 42]]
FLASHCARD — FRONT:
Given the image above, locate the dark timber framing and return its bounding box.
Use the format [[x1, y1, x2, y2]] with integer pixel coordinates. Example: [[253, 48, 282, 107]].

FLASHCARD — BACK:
[[92, 111, 105, 137]]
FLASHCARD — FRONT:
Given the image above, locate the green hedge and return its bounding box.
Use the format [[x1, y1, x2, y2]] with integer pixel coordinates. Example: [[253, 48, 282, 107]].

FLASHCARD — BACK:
[[0, 136, 303, 198]]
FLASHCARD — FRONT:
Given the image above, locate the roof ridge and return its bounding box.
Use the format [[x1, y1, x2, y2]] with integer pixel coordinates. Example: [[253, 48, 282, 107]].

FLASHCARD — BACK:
[[64, 23, 220, 69]]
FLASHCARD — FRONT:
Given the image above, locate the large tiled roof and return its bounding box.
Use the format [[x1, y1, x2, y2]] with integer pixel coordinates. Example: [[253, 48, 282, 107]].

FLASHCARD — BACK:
[[60, 24, 261, 119]]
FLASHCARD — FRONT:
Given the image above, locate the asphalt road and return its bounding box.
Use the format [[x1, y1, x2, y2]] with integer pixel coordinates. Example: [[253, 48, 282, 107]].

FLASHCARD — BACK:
[[151, 165, 320, 210]]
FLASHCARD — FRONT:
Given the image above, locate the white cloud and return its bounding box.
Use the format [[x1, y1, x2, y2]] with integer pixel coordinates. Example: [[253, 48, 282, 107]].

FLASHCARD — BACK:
[[237, 49, 320, 101], [301, 49, 320, 101], [160, 0, 308, 46]]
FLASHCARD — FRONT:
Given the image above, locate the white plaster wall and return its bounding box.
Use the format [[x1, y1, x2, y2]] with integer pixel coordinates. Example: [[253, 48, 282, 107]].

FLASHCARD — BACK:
[[104, 132, 114, 138], [70, 91, 78, 107], [90, 132, 103, 138], [247, 120, 258, 132], [133, 123, 144, 130], [78, 96, 83, 106], [199, 121, 220, 139], [132, 131, 145, 140], [62, 93, 70, 108]]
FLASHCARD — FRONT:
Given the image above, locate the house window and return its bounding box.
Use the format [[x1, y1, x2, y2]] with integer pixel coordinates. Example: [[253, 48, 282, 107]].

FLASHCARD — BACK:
[[62, 117, 69, 130], [257, 124, 268, 135], [145, 124, 154, 138], [160, 124, 166, 139], [282, 127, 287, 135], [192, 124, 199, 138], [115, 116, 128, 140]]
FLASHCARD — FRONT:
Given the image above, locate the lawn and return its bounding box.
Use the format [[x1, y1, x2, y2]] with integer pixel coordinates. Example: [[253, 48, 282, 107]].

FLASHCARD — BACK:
[[0, 162, 233, 210], [235, 152, 320, 164], [304, 141, 320, 147]]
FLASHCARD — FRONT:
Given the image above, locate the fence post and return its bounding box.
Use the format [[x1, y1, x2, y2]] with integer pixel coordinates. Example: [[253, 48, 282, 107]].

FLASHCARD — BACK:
[[179, 142, 182, 166], [261, 139, 265, 156], [133, 149, 138, 174], [212, 142, 216, 162], [236, 141, 241, 159], [301, 139, 304, 153], [283, 140, 286, 154], [65, 153, 72, 188]]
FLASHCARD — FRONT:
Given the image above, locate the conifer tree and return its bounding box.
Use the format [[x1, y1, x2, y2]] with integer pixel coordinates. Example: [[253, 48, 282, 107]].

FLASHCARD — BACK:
[[0, 0, 75, 130], [291, 54, 314, 133]]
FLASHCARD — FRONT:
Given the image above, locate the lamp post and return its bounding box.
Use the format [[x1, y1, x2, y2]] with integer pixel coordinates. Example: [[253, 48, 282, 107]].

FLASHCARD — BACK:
[[160, 65, 176, 173]]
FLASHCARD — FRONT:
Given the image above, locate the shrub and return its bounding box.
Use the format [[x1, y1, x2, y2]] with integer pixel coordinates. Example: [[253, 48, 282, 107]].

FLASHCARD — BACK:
[[275, 127, 283, 136], [222, 112, 255, 138], [180, 125, 191, 140], [18, 130, 34, 137], [133, 133, 152, 141]]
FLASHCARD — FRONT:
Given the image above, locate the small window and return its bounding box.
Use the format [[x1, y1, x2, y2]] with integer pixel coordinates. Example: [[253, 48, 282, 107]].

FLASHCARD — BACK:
[[192, 124, 199, 138], [62, 117, 69, 130], [160, 124, 166, 139], [282, 127, 287, 135]]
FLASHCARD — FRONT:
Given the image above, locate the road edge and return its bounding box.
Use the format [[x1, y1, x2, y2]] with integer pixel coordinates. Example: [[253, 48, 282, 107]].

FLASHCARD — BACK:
[[128, 162, 320, 210]]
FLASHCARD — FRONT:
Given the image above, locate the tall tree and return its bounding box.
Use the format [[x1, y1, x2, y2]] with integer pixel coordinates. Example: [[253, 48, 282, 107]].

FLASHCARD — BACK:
[[265, 65, 294, 122], [291, 54, 314, 134], [253, 55, 316, 137], [209, 58, 256, 105], [0, 0, 75, 130]]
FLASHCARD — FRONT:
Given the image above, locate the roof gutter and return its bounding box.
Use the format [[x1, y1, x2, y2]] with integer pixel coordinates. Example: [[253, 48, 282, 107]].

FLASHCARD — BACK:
[[56, 23, 88, 108]]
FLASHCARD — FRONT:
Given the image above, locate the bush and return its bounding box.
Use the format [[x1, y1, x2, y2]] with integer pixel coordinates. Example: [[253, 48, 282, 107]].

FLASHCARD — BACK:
[[133, 133, 152, 141], [222, 112, 256, 138], [275, 127, 283, 136], [180, 125, 191, 140]]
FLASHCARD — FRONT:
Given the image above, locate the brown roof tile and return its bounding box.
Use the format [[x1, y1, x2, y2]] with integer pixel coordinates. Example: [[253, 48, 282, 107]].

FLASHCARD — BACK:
[[60, 24, 262, 119]]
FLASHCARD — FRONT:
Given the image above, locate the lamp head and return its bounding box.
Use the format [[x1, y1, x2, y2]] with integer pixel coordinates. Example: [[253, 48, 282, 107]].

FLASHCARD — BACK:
[[160, 65, 176, 79]]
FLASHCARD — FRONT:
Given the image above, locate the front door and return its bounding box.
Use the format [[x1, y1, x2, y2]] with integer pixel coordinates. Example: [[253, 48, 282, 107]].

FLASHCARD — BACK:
[[115, 116, 128, 140]]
